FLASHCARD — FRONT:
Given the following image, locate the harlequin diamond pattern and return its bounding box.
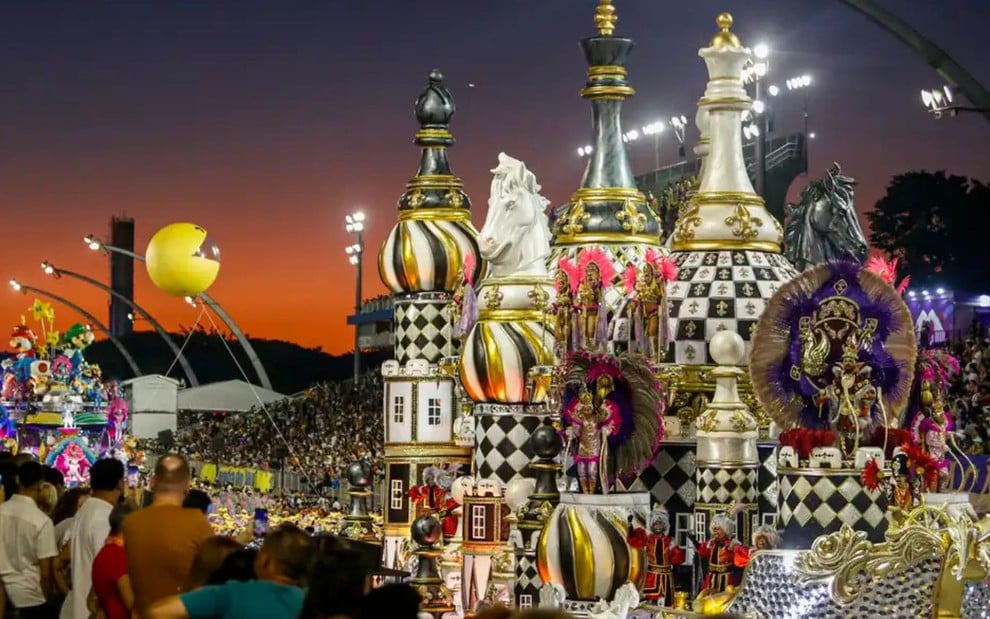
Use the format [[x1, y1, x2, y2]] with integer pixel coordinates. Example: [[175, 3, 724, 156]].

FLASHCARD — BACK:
[[394, 298, 452, 364], [475, 413, 551, 484], [697, 466, 758, 504], [667, 250, 797, 364], [778, 471, 888, 549], [625, 444, 696, 516], [758, 444, 778, 518], [514, 555, 541, 601]]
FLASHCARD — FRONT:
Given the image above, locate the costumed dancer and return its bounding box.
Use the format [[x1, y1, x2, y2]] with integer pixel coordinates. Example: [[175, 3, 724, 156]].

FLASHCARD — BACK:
[[910, 350, 967, 492], [575, 248, 615, 351], [623, 250, 678, 362], [554, 257, 580, 356], [733, 524, 779, 571], [452, 253, 479, 340], [697, 512, 742, 595], [564, 383, 615, 494], [630, 506, 684, 606], [818, 333, 879, 458]]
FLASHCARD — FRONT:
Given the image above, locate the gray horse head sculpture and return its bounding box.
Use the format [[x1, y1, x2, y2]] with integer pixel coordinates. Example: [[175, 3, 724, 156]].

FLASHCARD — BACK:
[[784, 163, 869, 271]]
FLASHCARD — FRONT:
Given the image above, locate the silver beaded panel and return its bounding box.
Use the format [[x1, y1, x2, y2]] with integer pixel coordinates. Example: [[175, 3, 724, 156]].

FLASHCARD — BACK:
[[728, 552, 943, 618], [962, 581, 990, 619]]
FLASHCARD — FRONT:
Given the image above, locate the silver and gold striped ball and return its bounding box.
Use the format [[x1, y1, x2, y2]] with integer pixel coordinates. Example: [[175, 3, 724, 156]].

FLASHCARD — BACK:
[[379, 218, 481, 294], [537, 503, 645, 601], [459, 318, 553, 404]]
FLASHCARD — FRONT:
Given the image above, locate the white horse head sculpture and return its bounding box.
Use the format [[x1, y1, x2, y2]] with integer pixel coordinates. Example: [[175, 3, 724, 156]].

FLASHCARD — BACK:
[[478, 152, 552, 278]]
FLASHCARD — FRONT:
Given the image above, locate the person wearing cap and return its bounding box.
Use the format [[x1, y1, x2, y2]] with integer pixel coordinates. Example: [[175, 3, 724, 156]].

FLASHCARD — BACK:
[[145, 524, 311, 619]]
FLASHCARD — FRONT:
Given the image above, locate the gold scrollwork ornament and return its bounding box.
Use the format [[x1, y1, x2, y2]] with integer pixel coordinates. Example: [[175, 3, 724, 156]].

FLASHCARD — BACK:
[[794, 524, 945, 605], [484, 285, 504, 311], [559, 199, 591, 235]]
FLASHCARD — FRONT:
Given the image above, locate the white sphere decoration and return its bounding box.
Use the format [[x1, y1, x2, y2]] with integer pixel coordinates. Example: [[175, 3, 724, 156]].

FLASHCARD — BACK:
[[450, 476, 473, 506], [504, 478, 536, 511], [709, 330, 746, 366]]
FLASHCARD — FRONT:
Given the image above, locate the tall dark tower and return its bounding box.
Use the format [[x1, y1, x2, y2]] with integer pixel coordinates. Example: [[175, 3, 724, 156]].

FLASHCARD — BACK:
[[108, 216, 135, 338]]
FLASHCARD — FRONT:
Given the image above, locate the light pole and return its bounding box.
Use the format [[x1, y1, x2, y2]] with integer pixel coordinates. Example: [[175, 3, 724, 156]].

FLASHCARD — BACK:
[[83, 235, 272, 390], [8, 279, 142, 377], [40, 260, 198, 386], [345, 212, 365, 383], [670, 115, 688, 158]]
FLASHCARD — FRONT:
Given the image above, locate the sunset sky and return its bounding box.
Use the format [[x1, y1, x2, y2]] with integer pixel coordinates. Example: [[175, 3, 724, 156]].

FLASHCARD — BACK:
[[1, 0, 988, 356]]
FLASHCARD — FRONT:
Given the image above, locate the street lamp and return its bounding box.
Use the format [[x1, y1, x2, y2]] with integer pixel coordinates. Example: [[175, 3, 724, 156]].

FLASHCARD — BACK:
[[8, 278, 142, 377], [82, 234, 272, 390], [40, 260, 199, 386], [670, 115, 688, 158], [743, 43, 771, 199], [345, 211, 365, 382]]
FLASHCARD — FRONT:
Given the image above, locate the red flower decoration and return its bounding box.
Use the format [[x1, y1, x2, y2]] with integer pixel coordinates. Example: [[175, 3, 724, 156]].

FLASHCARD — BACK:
[[861, 457, 883, 491], [627, 527, 648, 549]]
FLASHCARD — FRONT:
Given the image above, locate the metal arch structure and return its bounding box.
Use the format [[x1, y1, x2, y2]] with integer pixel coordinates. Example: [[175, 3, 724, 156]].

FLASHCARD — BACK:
[[837, 0, 990, 124], [88, 241, 273, 390], [45, 265, 199, 387], [11, 282, 143, 378]]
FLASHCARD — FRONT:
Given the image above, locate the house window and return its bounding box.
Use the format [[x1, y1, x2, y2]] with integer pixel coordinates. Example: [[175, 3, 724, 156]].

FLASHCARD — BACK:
[[518, 594, 533, 609], [695, 512, 707, 542], [392, 396, 405, 424], [471, 505, 486, 539], [390, 480, 404, 510], [675, 513, 693, 548], [427, 397, 442, 426]]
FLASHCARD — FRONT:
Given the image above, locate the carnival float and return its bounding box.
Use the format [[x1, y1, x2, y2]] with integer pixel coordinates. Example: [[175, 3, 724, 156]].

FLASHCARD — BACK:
[[367, 2, 990, 618], [1, 299, 136, 485]]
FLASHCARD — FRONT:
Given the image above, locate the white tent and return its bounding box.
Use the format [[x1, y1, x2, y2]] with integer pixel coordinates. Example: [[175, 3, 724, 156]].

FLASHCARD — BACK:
[[176, 379, 287, 413]]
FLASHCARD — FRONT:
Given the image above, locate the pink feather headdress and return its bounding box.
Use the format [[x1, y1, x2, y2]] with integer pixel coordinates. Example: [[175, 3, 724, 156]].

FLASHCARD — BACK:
[[577, 246, 617, 285], [463, 253, 476, 285], [644, 248, 679, 282], [622, 264, 637, 295], [864, 255, 910, 295], [557, 256, 581, 294]]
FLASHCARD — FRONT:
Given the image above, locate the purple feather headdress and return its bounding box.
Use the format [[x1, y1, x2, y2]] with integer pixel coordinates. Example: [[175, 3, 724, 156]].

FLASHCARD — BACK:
[[750, 260, 917, 430]]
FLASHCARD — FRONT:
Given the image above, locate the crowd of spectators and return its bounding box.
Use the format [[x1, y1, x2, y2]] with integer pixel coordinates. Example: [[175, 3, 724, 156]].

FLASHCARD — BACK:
[[947, 336, 990, 455], [148, 374, 384, 488]]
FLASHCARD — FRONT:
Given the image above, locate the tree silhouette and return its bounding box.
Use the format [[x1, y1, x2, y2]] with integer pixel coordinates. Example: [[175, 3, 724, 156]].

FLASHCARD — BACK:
[[867, 171, 990, 288]]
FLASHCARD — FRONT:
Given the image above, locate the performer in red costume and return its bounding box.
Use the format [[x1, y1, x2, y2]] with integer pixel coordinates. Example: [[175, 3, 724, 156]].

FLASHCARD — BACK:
[[641, 506, 684, 606], [734, 524, 779, 569], [697, 513, 742, 594]]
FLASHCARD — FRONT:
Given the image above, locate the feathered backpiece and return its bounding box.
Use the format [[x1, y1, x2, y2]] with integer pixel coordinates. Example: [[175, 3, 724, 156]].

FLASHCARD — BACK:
[[577, 246, 617, 287], [903, 348, 960, 426], [559, 351, 665, 480], [645, 248, 679, 282], [750, 260, 917, 429], [622, 264, 637, 295], [864, 255, 910, 295], [557, 256, 581, 295]]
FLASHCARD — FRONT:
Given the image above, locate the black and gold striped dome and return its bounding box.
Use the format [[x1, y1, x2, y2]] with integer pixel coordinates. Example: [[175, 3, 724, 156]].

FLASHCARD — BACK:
[[378, 70, 482, 294]]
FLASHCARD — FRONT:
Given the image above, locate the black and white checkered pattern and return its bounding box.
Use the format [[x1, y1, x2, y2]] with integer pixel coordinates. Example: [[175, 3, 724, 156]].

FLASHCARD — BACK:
[[757, 444, 778, 519], [697, 465, 758, 505], [624, 442, 697, 516], [777, 470, 888, 549], [394, 294, 452, 364], [667, 250, 797, 364], [514, 555, 541, 605], [474, 411, 552, 484]]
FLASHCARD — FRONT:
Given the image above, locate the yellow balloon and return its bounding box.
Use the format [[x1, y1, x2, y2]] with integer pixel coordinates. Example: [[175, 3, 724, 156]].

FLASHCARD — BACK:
[[145, 223, 220, 297]]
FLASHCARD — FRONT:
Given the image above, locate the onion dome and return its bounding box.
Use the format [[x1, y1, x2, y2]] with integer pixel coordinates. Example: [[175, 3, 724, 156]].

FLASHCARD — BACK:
[[549, 0, 663, 250], [378, 70, 482, 294]]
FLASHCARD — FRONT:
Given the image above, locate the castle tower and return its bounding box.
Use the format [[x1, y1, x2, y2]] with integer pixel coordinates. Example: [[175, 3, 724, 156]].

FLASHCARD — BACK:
[[549, 0, 664, 283], [378, 70, 479, 569], [460, 479, 510, 616], [666, 14, 797, 368]]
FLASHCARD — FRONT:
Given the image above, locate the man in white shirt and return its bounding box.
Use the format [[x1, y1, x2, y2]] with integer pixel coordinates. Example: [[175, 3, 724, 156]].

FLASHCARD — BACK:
[[69, 458, 125, 619], [0, 461, 58, 618]]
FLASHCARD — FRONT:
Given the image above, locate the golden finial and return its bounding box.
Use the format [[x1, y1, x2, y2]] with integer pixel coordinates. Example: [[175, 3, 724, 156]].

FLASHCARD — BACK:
[[709, 12, 741, 49], [594, 0, 617, 37]]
